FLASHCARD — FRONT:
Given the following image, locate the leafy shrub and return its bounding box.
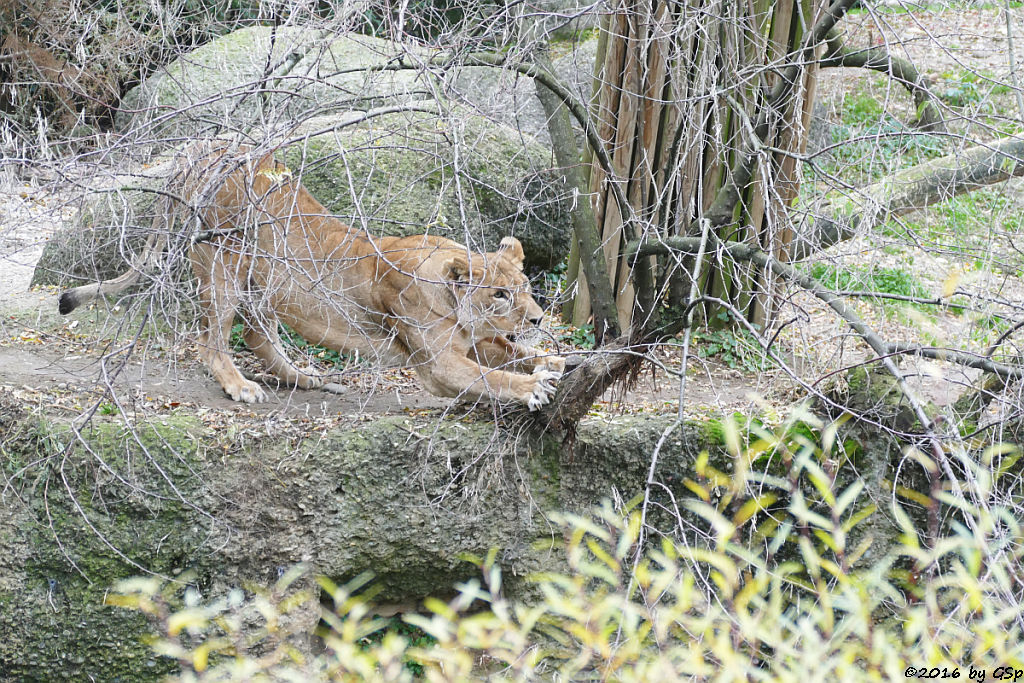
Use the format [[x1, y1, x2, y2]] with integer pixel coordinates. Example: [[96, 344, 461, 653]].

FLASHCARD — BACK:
[[556, 322, 596, 350], [230, 322, 351, 370], [0, 0, 269, 153], [108, 413, 1024, 681], [938, 70, 1013, 108]]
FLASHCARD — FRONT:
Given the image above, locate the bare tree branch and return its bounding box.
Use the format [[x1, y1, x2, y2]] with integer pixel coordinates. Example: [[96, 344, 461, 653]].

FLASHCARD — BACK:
[[821, 27, 945, 131], [887, 343, 1024, 379]]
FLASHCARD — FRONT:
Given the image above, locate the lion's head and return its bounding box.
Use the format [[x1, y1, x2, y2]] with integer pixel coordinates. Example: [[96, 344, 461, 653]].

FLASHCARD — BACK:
[[444, 237, 546, 339]]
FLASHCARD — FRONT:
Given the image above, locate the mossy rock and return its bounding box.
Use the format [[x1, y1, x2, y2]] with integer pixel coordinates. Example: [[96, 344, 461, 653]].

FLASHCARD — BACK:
[[0, 412, 205, 682], [282, 109, 571, 267], [117, 27, 433, 140], [33, 107, 571, 290], [30, 172, 164, 289], [1, 384, 938, 679], [0, 395, 723, 680], [833, 366, 933, 433]]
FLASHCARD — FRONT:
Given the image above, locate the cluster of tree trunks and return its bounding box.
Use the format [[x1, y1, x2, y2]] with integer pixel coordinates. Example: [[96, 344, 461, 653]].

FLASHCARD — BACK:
[[561, 0, 830, 341], [527, 0, 1024, 429]]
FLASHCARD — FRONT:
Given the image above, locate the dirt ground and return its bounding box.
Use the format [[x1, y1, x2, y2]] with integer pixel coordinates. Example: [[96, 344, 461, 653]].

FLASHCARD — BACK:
[[3, 4, 1020, 423], [0, 295, 758, 423]]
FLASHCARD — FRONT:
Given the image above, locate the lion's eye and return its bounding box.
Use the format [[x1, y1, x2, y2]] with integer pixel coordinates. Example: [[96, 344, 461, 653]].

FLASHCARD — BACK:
[[493, 290, 509, 300]]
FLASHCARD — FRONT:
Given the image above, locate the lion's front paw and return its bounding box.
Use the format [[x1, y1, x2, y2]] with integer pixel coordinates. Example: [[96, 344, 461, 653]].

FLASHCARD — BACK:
[[227, 378, 268, 404], [527, 367, 562, 411]]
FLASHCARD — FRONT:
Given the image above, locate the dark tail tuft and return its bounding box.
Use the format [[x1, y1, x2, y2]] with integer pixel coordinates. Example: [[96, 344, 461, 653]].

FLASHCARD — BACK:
[[58, 291, 76, 315]]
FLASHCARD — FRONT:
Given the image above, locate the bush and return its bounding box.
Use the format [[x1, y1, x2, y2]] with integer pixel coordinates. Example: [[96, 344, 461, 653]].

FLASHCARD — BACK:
[[0, 0, 268, 154]]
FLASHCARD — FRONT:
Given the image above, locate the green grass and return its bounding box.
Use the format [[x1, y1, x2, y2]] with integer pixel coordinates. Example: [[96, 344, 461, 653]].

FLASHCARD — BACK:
[[883, 189, 1022, 274], [967, 312, 1018, 355], [809, 79, 948, 184], [840, 90, 885, 127], [808, 263, 944, 329], [822, 119, 946, 183], [810, 263, 930, 303], [929, 188, 1018, 237], [815, 91, 946, 183], [848, 1, 1023, 15]]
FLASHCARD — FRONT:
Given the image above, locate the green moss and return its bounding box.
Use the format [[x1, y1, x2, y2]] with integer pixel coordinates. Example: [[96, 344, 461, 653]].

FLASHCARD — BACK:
[[0, 403, 738, 680], [701, 417, 727, 445], [1, 414, 205, 681], [283, 125, 450, 235]]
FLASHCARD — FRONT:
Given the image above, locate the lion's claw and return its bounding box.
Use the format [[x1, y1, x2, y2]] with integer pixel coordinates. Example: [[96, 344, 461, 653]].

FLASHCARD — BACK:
[[294, 367, 324, 390], [527, 367, 562, 411]]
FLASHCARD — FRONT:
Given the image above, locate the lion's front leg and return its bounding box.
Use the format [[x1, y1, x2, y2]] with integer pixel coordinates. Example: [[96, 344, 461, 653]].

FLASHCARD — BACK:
[[422, 351, 562, 410], [471, 336, 566, 375]]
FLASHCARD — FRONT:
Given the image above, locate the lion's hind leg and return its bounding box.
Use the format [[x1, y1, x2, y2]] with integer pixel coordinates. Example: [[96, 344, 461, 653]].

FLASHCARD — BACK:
[[192, 243, 268, 404], [242, 317, 324, 390]]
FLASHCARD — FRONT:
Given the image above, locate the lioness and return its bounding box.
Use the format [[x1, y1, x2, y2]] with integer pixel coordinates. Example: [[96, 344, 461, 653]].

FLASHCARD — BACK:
[[58, 142, 564, 409]]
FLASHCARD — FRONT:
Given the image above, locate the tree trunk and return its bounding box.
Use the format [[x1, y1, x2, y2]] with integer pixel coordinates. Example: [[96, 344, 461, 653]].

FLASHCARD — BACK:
[[563, 0, 827, 337], [535, 50, 620, 343]]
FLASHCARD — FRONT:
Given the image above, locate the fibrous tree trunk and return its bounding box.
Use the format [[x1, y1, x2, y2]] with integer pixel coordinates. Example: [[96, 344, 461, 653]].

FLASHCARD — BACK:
[[563, 0, 828, 337]]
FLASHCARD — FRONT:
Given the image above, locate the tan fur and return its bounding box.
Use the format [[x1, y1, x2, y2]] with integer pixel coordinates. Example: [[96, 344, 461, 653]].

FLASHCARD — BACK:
[[59, 142, 565, 408]]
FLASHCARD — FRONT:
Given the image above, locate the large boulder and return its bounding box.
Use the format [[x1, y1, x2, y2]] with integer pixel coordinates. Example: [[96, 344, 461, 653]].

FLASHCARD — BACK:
[[534, 0, 601, 40], [30, 166, 169, 290], [449, 35, 600, 145], [35, 22, 578, 290], [117, 27, 434, 140], [116, 22, 602, 149], [32, 107, 571, 290], [281, 109, 571, 267]]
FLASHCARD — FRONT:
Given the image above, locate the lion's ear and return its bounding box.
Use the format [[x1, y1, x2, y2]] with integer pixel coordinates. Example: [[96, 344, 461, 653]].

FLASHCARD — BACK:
[[497, 236, 525, 270], [444, 254, 471, 283]]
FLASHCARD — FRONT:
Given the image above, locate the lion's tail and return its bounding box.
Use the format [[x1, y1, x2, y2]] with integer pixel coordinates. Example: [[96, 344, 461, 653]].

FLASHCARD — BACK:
[[58, 192, 176, 315]]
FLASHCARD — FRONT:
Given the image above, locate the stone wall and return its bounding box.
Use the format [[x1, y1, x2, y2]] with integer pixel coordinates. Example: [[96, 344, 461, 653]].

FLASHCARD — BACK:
[[0, 398, 717, 681]]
